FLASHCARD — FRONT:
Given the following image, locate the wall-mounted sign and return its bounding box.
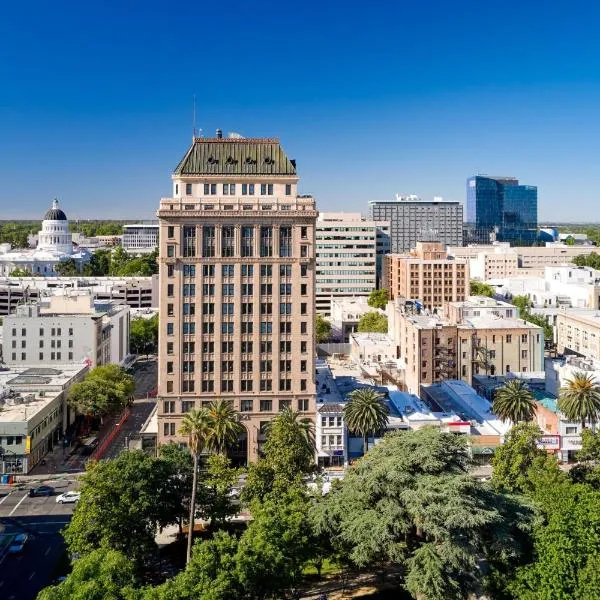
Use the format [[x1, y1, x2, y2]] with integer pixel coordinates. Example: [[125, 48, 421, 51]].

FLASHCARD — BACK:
[[537, 435, 560, 450]]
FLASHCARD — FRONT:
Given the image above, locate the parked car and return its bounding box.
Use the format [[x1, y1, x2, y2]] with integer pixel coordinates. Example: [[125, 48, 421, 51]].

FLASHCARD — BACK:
[[8, 533, 29, 554], [56, 491, 81, 504], [29, 485, 54, 497]]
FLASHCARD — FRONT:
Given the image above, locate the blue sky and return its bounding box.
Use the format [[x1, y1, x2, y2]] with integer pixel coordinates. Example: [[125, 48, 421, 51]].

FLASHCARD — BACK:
[[1, 1, 600, 221]]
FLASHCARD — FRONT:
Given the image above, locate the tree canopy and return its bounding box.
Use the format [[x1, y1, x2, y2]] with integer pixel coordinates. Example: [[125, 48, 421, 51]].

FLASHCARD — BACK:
[[470, 280, 494, 297], [36, 548, 138, 600], [343, 387, 389, 452], [315, 314, 332, 343], [63, 451, 185, 570], [130, 315, 159, 356], [573, 251, 600, 269], [357, 311, 388, 333], [367, 288, 388, 309], [493, 379, 537, 424], [82, 247, 158, 277], [558, 371, 600, 428], [312, 428, 533, 600], [67, 364, 135, 419]]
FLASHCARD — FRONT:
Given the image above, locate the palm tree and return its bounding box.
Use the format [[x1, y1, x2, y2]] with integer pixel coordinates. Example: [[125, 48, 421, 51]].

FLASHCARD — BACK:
[[205, 399, 244, 456], [343, 388, 389, 455], [179, 408, 211, 564], [272, 407, 316, 453], [558, 372, 600, 429], [492, 379, 537, 424]]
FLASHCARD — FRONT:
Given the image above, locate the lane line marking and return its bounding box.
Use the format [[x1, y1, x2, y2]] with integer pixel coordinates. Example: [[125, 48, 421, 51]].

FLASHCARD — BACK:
[[28, 571, 35, 580], [0, 493, 11, 506], [8, 494, 28, 516], [45, 547, 52, 556]]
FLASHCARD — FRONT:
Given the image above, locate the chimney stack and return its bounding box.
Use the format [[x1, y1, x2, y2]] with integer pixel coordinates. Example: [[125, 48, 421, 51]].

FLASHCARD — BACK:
[[216, 128, 223, 139]]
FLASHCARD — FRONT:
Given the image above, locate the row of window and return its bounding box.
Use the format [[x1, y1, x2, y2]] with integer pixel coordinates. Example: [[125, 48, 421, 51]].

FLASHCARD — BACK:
[[0, 436, 23, 445], [12, 339, 74, 349], [11, 327, 74, 337], [178, 183, 292, 196], [167, 320, 310, 335], [169, 301, 309, 316], [166, 359, 308, 374], [164, 378, 309, 393], [11, 352, 74, 361], [164, 397, 308, 416], [168, 340, 308, 354], [169, 282, 305, 301], [175, 263, 307, 278]]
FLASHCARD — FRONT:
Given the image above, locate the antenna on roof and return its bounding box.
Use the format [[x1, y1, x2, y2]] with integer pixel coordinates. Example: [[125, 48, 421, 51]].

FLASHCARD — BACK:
[[192, 95, 197, 139]]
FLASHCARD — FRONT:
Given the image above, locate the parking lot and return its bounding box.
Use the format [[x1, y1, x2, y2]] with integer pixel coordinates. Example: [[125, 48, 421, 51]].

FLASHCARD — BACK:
[[0, 481, 78, 600]]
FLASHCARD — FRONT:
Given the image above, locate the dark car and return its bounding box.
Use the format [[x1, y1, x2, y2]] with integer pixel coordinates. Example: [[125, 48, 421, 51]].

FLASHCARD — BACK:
[[8, 533, 29, 555], [29, 485, 54, 497]]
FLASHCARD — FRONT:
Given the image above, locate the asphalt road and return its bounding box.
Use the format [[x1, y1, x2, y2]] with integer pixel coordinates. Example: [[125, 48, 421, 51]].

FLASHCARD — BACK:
[[0, 482, 77, 600]]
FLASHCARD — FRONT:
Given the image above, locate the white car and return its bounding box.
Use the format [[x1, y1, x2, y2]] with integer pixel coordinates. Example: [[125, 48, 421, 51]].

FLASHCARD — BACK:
[[56, 491, 80, 504]]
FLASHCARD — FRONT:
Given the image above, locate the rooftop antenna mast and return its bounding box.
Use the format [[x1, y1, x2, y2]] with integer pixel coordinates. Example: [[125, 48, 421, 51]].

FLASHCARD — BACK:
[[192, 95, 197, 139]]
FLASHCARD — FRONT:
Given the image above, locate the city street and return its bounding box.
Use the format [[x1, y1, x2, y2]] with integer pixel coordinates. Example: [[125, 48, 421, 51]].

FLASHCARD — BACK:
[[0, 481, 77, 600]]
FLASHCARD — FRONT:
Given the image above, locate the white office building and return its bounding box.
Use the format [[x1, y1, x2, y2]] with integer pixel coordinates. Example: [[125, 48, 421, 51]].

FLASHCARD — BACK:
[[122, 223, 159, 254], [316, 213, 379, 316]]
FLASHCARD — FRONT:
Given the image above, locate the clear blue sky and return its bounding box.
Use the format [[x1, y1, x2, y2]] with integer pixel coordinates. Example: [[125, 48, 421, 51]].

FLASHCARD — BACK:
[[1, 1, 600, 221]]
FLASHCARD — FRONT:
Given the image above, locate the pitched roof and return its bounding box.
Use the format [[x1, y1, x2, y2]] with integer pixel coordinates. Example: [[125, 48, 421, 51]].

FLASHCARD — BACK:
[[173, 137, 297, 176]]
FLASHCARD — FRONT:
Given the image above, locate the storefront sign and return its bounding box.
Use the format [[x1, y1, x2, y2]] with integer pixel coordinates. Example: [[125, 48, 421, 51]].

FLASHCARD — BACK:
[[561, 435, 582, 451], [537, 435, 560, 450], [333, 450, 344, 457]]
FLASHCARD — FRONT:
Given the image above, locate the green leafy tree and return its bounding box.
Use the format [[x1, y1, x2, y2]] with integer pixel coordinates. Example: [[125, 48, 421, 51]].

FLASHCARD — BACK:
[[9, 267, 35, 277], [570, 428, 600, 489], [143, 532, 242, 600], [558, 371, 600, 429], [313, 428, 532, 600], [205, 399, 244, 456], [511, 482, 600, 600], [158, 443, 194, 533], [63, 451, 183, 570], [179, 408, 212, 564], [573, 252, 600, 269], [470, 280, 494, 297], [315, 314, 332, 343], [67, 364, 134, 420], [236, 484, 314, 599], [55, 258, 79, 276], [493, 379, 537, 424], [357, 311, 388, 333], [36, 548, 138, 600], [83, 249, 112, 276], [491, 422, 545, 493], [367, 288, 388, 309], [130, 315, 158, 357], [512, 294, 532, 314], [343, 387, 389, 453], [201, 454, 239, 529]]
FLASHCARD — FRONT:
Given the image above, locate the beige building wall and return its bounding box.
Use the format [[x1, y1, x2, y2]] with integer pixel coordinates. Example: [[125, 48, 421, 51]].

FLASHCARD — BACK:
[[556, 310, 600, 360], [385, 242, 469, 309], [157, 136, 317, 462]]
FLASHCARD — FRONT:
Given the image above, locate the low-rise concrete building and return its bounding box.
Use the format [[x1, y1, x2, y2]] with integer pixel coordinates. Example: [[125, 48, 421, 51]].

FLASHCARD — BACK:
[[0, 275, 158, 316], [556, 308, 600, 360], [121, 223, 159, 254], [2, 293, 129, 368], [329, 296, 373, 343], [0, 365, 87, 473]]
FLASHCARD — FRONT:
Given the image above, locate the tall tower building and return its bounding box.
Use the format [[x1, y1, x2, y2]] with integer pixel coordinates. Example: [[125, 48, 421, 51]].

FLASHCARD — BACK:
[[157, 133, 317, 463], [369, 196, 463, 254], [466, 176, 537, 244]]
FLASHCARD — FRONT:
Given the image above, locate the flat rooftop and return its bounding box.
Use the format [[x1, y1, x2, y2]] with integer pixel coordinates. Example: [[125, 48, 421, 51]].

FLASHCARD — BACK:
[[0, 365, 86, 390], [460, 316, 542, 330]]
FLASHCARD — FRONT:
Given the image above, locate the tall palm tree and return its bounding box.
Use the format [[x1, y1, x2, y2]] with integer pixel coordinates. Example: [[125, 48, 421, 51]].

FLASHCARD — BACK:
[[179, 407, 211, 564], [492, 379, 537, 424], [343, 388, 389, 455], [205, 399, 244, 456], [558, 372, 600, 429]]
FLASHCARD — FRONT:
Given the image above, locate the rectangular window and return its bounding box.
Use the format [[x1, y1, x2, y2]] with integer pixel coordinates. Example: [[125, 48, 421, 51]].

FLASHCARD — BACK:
[[279, 225, 292, 257], [222, 283, 235, 296], [185, 183, 192, 195], [285, 184, 291, 195], [261, 283, 272, 295], [202, 226, 216, 257], [260, 183, 274, 195], [241, 341, 253, 353], [301, 341, 307, 353], [260, 226, 273, 257], [280, 303, 292, 315], [221, 322, 234, 334], [222, 303, 234, 316], [280, 321, 291, 334], [241, 303, 253, 315], [202, 380, 215, 392], [301, 302, 307, 315], [168, 226, 174, 238], [241, 264, 253, 276], [167, 342, 174, 354], [241, 322, 254, 334], [300, 321, 307, 334], [260, 359, 272, 371], [260, 322, 272, 334], [260, 264, 272, 277], [167, 245, 175, 257], [167, 323, 174, 335], [298, 398, 309, 411], [203, 183, 217, 195], [222, 264, 234, 277], [241, 283, 253, 296], [261, 303, 273, 315], [301, 226, 307, 239], [221, 225, 235, 257], [167, 284, 174, 297], [241, 380, 253, 392], [163, 400, 175, 413], [260, 380, 272, 391], [203, 322, 215, 334], [280, 264, 292, 277], [260, 399, 272, 412], [202, 264, 215, 277], [241, 399, 253, 412], [182, 400, 195, 413], [241, 226, 254, 257]]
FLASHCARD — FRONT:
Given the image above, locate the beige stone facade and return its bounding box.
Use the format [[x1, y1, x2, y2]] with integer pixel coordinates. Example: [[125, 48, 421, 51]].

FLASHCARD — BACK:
[[157, 136, 317, 463], [389, 300, 544, 394], [384, 242, 469, 309], [556, 309, 600, 361]]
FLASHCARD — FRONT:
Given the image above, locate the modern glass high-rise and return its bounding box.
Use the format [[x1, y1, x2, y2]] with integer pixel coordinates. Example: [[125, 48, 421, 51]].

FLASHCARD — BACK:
[[466, 176, 537, 245]]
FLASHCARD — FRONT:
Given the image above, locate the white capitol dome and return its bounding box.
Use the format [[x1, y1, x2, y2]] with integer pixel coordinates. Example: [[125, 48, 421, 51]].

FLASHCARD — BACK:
[[0, 199, 91, 276]]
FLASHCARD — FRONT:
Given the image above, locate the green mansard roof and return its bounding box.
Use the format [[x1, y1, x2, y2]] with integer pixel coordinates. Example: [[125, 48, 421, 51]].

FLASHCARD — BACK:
[[173, 137, 297, 176]]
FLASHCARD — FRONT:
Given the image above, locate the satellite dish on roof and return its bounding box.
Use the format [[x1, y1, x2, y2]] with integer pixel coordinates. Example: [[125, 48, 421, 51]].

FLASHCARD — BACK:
[[228, 132, 245, 139]]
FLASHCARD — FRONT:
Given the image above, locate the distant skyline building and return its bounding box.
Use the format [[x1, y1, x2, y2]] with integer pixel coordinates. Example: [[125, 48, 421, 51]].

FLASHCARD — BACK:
[[466, 176, 538, 245], [315, 213, 379, 316], [122, 222, 159, 254], [369, 196, 463, 254], [0, 199, 91, 276]]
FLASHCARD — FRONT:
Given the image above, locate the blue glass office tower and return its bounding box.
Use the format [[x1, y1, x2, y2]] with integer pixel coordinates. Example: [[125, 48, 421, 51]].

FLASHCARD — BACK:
[[466, 176, 537, 245]]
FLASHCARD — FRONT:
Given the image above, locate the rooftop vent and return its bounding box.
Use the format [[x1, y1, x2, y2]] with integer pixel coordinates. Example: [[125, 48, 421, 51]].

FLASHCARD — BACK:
[[216, 129, 223, 139]]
